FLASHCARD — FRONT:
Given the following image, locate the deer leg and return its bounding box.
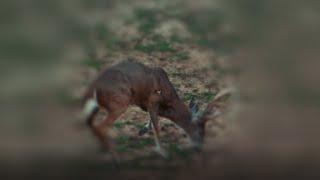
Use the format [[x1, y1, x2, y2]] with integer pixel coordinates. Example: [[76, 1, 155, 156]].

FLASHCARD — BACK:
[[90, 111, 120, 151], [151, 118, 168, 158], [149, 107, 168, 158], [89, 90, 131, 151], [138, 119, 152, 136]]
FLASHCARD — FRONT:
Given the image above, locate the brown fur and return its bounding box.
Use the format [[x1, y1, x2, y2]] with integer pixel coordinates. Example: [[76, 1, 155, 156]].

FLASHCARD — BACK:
[[83, 60, 206, 150]]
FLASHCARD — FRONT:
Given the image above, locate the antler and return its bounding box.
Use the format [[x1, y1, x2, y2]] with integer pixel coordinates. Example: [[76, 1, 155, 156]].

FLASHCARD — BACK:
[[199, 88, 233, 123]]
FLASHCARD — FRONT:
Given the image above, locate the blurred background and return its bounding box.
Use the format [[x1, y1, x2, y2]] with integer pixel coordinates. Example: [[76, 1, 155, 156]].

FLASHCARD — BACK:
[[1, 0, 320, 179]]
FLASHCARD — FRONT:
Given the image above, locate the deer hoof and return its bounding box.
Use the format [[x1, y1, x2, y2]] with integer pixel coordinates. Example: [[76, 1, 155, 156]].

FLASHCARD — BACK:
[[154, 147, 169, 159]]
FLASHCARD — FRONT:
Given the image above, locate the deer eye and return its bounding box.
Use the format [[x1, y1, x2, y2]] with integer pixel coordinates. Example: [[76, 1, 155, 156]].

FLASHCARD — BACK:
[[155, 90, 161, 95]]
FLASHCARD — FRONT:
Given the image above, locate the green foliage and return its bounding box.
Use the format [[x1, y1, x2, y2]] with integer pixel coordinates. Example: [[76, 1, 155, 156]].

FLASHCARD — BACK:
[[156, 41, 175, 52], [168, 144, 192, 159], [132, 138, 154, 149], [114, 135, 129, 152], [134, 8, 159, 34], [171, 52, 189, 61], [132, 6, 239, 52], [105, 36, 122, 50], [115, 135, 130, 144], [176, 8, 240, 51], [113, 121, 124, 129], [93, 23, 123, 51], [94, 23, 110, 42], [135, 38, 175, 53], [115, 144, 128, 153], [139, 20, 157, 34], [162, 121, 175, 128], [170, 34, 185, 43], [182, 9, 224, 35], [135, 123, 146, 130], [184, 91, 217, 102], [199, 91, 216, 102], [183, 92, 196, 101], [134, 44, 153, 53], [179, 9, 224, 46], [82, 58, 102, 70], [113, 120, 134, 130]]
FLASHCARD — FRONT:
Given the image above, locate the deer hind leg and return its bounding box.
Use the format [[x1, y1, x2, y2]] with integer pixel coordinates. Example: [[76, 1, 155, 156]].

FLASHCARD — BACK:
[[90, 111, 117, 150], [91, 92, 130, 151]]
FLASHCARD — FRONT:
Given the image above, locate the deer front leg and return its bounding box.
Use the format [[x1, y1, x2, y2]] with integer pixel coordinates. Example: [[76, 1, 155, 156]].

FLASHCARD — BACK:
[[148, 105, 168, 158]]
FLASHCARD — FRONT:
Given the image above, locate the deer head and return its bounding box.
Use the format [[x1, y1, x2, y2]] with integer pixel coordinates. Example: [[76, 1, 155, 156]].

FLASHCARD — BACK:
[[186, 89, 232, 147]]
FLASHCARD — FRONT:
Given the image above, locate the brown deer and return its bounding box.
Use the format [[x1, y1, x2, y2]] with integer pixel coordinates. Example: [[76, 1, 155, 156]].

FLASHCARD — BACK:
[[81, 60, 229, 157]]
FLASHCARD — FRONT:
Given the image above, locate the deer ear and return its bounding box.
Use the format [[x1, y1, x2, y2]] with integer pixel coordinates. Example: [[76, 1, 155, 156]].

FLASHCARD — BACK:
[[198, 88, 233, 124]]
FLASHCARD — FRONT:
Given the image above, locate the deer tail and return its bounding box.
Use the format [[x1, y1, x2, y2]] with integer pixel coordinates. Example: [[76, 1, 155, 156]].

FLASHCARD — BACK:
[[81, 87, 99, 126]]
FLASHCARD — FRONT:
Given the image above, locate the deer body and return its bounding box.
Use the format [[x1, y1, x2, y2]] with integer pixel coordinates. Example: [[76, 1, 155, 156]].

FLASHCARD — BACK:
[[82, 60, 224, 156]]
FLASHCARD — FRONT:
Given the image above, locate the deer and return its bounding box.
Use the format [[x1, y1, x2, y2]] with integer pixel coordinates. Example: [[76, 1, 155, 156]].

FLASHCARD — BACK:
[[81, 59, 229, 157]]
